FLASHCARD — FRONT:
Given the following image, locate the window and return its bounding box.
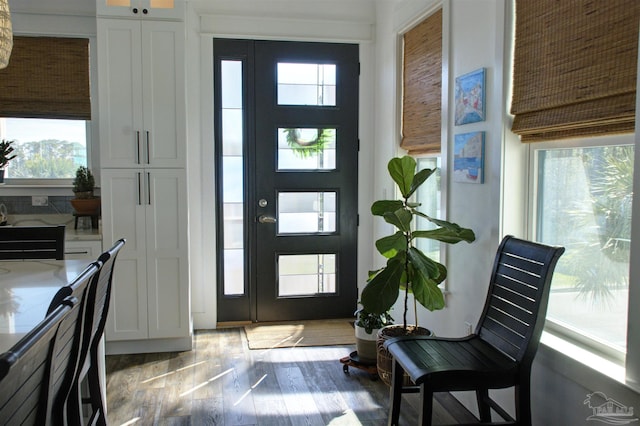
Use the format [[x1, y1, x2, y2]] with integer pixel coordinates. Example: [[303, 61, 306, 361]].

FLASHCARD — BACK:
[[0, 118, 88, 179], [415, 157, 442, 261], [529, 134, 634, 362]]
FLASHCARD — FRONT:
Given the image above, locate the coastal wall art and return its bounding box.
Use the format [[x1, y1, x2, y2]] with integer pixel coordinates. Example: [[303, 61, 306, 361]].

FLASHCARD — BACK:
[[454, 68, 486, 125], [454, 131, 485, 184]]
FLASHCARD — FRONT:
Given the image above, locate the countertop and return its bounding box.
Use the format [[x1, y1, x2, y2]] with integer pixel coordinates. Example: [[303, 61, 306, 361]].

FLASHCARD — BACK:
[[3, 214, 101, 242]]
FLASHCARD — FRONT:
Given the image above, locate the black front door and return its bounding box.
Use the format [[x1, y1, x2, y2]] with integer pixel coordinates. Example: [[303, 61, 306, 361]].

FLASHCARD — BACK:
[[215, 39, 359, 322]]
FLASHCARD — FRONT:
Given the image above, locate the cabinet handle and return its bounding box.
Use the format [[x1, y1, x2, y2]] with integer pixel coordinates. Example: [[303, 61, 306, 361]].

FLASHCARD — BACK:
[[146, 131, 150, 164], [147, 172, 151, 205], [137, 172, 143, 205], [143, 8, 148, 14], [132, 7, 138, 14], [136, 131, 141, 164]]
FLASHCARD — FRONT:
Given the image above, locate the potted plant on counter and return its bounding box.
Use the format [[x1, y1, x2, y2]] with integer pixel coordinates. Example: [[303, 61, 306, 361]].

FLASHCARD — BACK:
[[360, 156, 475, 385], [0, 140, 16, 184], [71, 166, 101, 216]]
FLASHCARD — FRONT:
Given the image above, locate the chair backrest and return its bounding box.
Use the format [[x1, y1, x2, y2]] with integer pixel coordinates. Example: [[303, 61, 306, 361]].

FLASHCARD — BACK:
[[47, 263, 101, 425], [477, 235, 565, 365], [0, 225, 66, 260], [83, 239, 126, 355], [0, 302, 71, 425]]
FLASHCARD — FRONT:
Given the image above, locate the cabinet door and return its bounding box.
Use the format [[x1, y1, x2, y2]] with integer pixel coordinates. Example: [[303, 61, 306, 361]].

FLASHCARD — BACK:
[[98, 19, 144, 168], [98, 19, 185, 169], [144, 169, 190, 339], [65, 240, 103, 260], [141, 21, 186, 168], [101, 169, 149, 341], [96, 0, 184, 20]]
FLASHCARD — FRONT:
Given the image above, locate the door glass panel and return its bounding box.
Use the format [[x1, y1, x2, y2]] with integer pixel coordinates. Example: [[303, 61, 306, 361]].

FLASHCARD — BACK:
[[277, 128, 336, 170], [221, 60, 245, 296], [277, 63, 336, 106], [278, 192, 336, 234], [278, 254, 336, 296]]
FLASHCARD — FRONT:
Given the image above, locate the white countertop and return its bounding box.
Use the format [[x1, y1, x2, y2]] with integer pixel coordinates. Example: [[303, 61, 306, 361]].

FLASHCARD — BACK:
[[0, 259, 91, 352]]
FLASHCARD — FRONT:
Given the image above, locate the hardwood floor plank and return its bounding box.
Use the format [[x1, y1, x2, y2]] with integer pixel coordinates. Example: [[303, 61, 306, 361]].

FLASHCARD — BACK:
[[106, 328, 476, 425]]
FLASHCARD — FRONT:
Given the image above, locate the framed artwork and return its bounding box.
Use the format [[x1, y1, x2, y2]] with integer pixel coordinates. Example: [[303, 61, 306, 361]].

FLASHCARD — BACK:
[[454, 131, 485, 184], [454, 68, 486, 125]]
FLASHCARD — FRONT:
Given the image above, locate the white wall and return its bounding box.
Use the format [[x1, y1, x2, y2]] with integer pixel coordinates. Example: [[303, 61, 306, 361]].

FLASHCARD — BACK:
[[375, 0, 640, 423]]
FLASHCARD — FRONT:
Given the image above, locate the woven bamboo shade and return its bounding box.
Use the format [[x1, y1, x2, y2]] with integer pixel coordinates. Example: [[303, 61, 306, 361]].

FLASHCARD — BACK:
[[0, 0, 11, 69], [0, 36, 90, 120], [401, 9, 442, 155], [511, 0, 639, 142]]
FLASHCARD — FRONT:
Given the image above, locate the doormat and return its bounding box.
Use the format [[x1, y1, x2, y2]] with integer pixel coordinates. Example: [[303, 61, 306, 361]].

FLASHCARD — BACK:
[[244, 319, 355, 349]]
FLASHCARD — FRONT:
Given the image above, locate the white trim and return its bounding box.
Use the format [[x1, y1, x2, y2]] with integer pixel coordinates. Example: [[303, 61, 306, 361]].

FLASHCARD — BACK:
[[200, 14, 373, 43]]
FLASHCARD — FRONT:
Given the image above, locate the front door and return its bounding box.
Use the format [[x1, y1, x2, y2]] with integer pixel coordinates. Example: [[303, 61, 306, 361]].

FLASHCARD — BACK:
[[214, 39, 359, 322]]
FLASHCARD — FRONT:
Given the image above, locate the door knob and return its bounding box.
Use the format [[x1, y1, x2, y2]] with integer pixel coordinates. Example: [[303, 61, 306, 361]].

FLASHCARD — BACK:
[[258, 215, 277, 224]]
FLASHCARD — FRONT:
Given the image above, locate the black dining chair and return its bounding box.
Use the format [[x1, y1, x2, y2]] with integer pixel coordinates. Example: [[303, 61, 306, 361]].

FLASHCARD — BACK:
[[46, 262, 101, 426], [0, 300, 72, 425], [384, 235, 565, 426], [0, 225, 66, 260], [68, 238, 126, 426]]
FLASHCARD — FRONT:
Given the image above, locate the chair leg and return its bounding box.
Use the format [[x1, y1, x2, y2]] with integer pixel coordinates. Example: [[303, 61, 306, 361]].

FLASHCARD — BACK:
[[515, 379, 532, 426], [418, 384, 433, 426], [388, 359, 405, 426], [476, 388, 491, 422], [86, 349, 108, 426]]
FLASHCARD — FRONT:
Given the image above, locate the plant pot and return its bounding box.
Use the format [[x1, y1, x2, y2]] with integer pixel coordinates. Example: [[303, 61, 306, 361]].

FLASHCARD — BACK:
[[376, 324, 433, 386], [70, 197, 101, 215], [355, 325, 379, 363]]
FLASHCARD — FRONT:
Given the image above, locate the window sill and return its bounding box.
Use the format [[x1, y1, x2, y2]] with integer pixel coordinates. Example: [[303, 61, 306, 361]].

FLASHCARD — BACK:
[[541, 330, 625, 384]]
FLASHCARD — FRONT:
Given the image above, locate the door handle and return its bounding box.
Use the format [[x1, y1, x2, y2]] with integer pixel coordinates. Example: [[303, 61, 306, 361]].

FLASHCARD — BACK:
[[258, 215, 277, 224]]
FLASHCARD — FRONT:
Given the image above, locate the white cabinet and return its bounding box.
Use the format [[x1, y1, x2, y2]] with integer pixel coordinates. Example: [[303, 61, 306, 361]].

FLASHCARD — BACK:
[[97, 18, 185, 169], [65, 240, 103, 260], [101, 169, 190, 344], [97, 0, 184, 20]]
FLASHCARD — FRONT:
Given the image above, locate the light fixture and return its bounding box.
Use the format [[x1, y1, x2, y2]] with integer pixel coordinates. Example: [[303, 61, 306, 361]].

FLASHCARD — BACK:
[[0, 0, 12, 69]]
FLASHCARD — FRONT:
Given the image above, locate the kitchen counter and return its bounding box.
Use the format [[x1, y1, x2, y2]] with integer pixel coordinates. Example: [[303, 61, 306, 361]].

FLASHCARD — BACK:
[[5, 214, 101, 242]]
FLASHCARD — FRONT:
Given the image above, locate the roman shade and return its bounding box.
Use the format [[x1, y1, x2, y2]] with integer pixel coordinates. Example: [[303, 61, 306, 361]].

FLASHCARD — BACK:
[[511, 0, 639, 142], [401, 9, 442, 155], [0, 36, 90, 120]]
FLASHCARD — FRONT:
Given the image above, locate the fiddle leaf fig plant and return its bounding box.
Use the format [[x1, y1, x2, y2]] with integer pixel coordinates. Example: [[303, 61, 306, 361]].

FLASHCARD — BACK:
[[361, 156, 476, 330]]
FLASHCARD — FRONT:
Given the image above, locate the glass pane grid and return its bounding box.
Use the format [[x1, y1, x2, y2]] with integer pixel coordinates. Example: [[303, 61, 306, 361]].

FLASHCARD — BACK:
[[277, 63, 336, 106], [277, 128, 336, 170], [278, 254, 336, 297], [221, 60, 245, 296], [278, 191, 336, 234], [537, 145, 633, 352]]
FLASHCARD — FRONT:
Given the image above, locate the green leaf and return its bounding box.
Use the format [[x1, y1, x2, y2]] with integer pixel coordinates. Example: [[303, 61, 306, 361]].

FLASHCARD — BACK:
[[375, 232, 406, 258], [411, 268, 446, 311], [407, 168, 436, 198], [412, 227, 476, 244], [383, 208, 412, 232], [406, 247, 443, 282], [361, 258, 404, 314], [388, 156, 416, 198], [371, 200, 404, 216]]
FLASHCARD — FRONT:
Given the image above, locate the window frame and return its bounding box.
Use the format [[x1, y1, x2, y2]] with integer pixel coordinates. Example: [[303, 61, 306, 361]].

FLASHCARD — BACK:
[[526, 132, 635, 367]]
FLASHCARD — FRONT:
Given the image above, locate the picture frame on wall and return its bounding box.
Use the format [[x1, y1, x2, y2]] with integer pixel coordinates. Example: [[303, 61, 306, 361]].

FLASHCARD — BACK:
[[454, 68, 486, 125], [454, 131, 485, 184]]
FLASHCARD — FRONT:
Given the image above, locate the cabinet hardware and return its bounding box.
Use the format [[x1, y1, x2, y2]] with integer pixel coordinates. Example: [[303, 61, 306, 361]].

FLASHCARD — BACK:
[[136, 131, 141, 164], [137, 172, 143, 206], [146, 131, 150, 164], [147, 172, 152, 205], [132, 7, 138, 14]]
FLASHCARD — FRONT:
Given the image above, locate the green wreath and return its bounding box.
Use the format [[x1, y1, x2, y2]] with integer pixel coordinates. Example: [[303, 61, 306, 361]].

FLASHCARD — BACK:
[[284, 128, 333, 159]]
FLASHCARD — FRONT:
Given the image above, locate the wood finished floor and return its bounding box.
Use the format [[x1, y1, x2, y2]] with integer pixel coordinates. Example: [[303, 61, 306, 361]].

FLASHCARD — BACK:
[[105, 327, 476, 425]]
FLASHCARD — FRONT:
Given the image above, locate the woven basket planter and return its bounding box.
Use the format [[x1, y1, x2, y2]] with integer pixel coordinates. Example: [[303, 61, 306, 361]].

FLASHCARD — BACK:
[[376, 324, 433, 386]]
